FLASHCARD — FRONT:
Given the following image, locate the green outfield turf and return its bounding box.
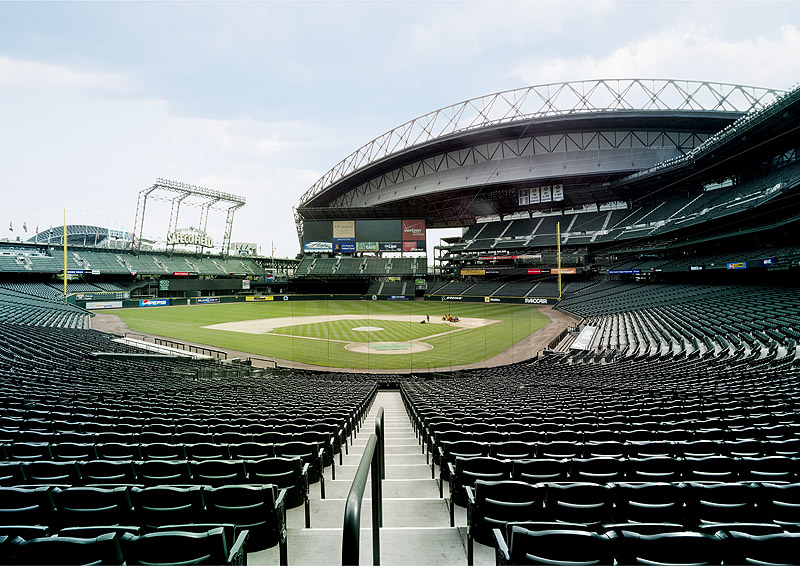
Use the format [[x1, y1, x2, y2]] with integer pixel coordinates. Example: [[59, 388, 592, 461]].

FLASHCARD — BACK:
[[113, 300, 551, 370]]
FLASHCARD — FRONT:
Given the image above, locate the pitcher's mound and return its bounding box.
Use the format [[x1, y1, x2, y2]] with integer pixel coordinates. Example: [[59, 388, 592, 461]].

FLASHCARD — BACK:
[[345, 341, 434, 354]]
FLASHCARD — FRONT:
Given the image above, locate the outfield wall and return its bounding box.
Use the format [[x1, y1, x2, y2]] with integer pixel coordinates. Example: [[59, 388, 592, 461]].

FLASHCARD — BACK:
[[73, 293, 559, 309]]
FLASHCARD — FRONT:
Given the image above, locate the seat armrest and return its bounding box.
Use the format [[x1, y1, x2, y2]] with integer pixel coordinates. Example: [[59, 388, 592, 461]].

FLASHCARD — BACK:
[[465, 485, 475, 506], [493, 528, 510, 565], [275, 487, 287, 510], [228, 529, 249, 566]]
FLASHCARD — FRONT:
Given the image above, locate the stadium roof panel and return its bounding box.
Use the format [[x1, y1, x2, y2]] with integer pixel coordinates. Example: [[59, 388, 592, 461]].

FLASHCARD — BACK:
[[296, 79, 782, 211]]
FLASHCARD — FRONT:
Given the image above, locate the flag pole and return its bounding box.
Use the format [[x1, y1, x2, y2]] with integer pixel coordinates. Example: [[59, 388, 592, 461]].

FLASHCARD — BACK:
[[63, 209, 68, 301]]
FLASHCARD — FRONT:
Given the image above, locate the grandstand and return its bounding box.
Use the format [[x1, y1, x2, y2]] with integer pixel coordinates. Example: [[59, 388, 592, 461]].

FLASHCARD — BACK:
[[2, 79, 799, 564]]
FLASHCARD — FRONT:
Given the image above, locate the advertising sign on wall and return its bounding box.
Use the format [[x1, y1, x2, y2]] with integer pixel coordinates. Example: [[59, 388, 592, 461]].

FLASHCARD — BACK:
[[197, 297, 220, 304], [333, 239, 356, 252], [402, 241, 423, 252], [86, 301, 123, 309], [380, 242, 402, 252], [401, 219, 426, 241], [356, 242, 379, 251], [140, 299, 169, 307], [303, 241, 333, 253], [332, 220, 355, 239]]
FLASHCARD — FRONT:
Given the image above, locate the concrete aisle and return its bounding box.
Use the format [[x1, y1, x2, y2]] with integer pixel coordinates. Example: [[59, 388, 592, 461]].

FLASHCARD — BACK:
[[249, 389, 496, 565]]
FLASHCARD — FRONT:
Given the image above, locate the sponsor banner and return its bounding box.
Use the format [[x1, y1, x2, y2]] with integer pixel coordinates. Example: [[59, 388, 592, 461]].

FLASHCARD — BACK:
[[540, 185, 552, 202], [552, 267, 577, 275], [173, 272, 197, 277], [76, 292, 129, 301], [379, 242, 402, 252], [304, 241, 333, 253], [762, 257, 777, 266], [727, 262, 747, 270], [67, 269, 85, 275], [91, 269, 100, 275], [332, 220, 355, 239], [689, 265, 705, 272], [86, 301, 123, 310], [197, 297, 220, 304], [246, 296, 273, 302], [527, 268, 551, 275], [333, 239, 356, 253], [524, 297, 550, 304], [140, 299, 169, 307], [242, 280, 251, 290], [415, 278, 426, 285], [401, 219, 426, 241], [386, 295, 410, 301], [518, 188, 529, 206], [461, 269, 486, 276], [402, 241, 423, 252], [442, 296, 463, 301], [484, 296, 501, 303], [552, 184, 564, 201], [609, 269, 641, 275], [356, 241, 379, 251], [479, 255, 520, 261], [530, 187, 540, 204]]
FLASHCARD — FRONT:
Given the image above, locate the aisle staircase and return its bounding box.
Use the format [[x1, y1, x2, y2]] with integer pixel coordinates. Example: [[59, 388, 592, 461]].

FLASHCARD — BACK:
[[250, 390, 490, 565]]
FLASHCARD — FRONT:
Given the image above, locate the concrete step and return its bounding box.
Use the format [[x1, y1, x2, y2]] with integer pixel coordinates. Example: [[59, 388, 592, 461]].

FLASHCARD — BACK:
[[309, 477, 440, 501], [287, 497, 450, 529], [337, 463, 432, 481], [250, 526, 477, 566]]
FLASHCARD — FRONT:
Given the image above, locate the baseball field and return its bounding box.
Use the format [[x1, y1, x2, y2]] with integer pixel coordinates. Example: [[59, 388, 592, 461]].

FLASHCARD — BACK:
[[112, 300, 556, 371]]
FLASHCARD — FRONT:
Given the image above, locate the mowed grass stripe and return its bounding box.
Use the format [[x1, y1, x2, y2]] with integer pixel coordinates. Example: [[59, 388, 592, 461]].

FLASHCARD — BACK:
[[114, 301, 551, 369]]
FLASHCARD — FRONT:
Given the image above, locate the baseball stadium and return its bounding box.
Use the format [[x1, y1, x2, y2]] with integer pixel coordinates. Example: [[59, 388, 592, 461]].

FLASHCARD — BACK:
[[2, 79, 800, 565]]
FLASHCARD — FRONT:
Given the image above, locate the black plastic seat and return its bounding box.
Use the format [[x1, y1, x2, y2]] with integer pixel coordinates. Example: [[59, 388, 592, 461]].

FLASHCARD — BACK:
[[190, 460, 247, 486], [686, 482, 760, 525], [21, 461, 80, 485], [121, 527, 247, 565], [617, 530, 722, 566], [132, 460, 193, 485], [725, 531, 800, 566], [570, 457, 627, 482], [203, 484, 287, 556], [448, 456, 512, 514], [489, 441, 536, 460], [0, 486, 56, 525], [614, 482, 685, 525], [50, 443, 97, 461], [77, 460, 137, 485], [465, 480, 546, 565], [230, 442, 274, 461], [11, 532, 124, 566], [536, 441, 582, 459], [512, 458, 570, 482], [130, 485, 206, 529], [627, 456, 683, 482], [95, 443, 142, 461], [52, 486, 134, 528], [545, 482, 614, 526], [185, 442, 231, 461], [495, 527, 616, 566]]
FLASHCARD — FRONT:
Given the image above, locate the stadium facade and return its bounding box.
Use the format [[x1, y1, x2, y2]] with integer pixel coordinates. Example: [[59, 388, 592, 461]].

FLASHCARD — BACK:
[[294, 79, 799, 291]]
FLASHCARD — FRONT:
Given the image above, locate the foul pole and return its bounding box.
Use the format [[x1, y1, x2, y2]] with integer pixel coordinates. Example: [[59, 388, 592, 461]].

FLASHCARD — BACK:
[[557, 222, 562, 300], [63, 209, 67, 301]]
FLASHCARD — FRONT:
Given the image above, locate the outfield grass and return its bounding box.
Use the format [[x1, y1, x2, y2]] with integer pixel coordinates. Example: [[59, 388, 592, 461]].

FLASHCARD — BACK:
[[113, 300, 551, 370]]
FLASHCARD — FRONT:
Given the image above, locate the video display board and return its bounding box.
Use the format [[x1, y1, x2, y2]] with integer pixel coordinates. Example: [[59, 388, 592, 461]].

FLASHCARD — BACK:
[[303, 219, 425, 253]]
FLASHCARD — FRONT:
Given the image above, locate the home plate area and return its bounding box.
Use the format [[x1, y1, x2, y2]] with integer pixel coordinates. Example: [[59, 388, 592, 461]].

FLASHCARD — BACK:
[[345, 341, 434, 354]]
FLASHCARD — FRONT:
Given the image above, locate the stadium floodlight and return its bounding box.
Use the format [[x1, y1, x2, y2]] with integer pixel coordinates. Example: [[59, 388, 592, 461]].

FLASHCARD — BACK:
[[133, 178, 247, 257]]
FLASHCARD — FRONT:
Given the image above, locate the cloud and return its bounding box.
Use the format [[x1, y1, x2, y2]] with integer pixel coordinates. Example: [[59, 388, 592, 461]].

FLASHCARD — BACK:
[[511, 23, 800, 90], [0, 55, 132, 92]]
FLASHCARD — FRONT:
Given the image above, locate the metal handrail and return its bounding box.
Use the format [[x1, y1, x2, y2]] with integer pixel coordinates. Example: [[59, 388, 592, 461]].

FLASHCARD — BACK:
[[375, 407, 385, 480], [342, 407, 385, 565]]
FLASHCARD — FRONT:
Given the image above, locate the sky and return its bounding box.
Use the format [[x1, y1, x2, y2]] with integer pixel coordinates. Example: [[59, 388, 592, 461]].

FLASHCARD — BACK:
[[2, 1, 799, 260]]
